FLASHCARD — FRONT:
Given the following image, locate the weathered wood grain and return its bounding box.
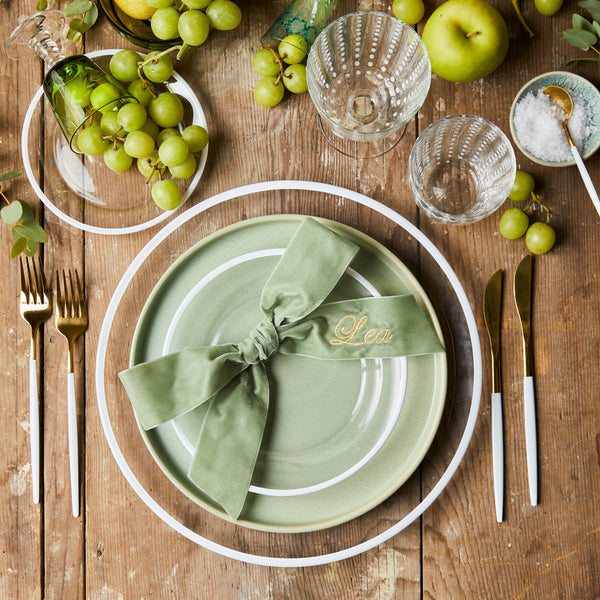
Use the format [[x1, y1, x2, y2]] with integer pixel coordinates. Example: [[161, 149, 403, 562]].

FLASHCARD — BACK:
[[2, 0, 600, 598]]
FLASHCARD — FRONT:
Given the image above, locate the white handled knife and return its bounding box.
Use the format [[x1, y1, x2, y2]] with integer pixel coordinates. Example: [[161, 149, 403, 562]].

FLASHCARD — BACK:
[[514, 254, 538, 506], [483, 269, 504, 522]]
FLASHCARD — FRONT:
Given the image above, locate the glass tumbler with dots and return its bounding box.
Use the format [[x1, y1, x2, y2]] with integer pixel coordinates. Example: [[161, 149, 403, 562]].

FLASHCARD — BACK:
[[306, 11, 431, 147], [409, 115, 517, 225]]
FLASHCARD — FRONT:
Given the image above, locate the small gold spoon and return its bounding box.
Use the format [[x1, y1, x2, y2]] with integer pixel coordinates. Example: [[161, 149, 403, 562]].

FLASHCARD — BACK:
[[542, 84, 600, 216]]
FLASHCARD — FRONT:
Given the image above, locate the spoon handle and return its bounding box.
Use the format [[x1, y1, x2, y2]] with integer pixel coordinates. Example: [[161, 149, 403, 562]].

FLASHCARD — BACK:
[[571, 145, 600, 217]]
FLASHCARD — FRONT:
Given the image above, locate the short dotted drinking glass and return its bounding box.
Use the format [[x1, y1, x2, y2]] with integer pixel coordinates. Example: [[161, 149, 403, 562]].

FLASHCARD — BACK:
[[306, 11, 431, 155], [409, 115, 517, 225]]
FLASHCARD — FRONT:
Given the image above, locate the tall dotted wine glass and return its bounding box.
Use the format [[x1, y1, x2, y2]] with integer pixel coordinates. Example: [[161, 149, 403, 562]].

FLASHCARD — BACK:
[[306, 11, 431, 158]]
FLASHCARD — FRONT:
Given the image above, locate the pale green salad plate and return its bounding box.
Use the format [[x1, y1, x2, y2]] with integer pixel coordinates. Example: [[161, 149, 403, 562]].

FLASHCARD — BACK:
[[130, 215, 447, 532]]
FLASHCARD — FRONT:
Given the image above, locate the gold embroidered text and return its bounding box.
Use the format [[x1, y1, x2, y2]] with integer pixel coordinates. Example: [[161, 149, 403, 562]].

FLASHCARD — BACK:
[[330, 315, 393, 346]]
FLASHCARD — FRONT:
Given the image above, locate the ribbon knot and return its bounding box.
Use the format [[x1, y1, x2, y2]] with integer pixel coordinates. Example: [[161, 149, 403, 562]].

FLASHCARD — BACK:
[[238, 318, 279, 364], [119, 217, 445, 521]]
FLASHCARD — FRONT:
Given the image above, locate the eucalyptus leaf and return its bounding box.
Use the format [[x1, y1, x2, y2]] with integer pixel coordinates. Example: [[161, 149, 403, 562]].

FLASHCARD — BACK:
[[1, 202, 23, 225], [36, 0, 48, 9], [83, 4, 98, 27], [565, 56, 600, 64], [13, 222, 48, 243], [564, 28, 598, 49], [573, 13, 596, 33], [578, 0, 600, 22], [0, 170, 22, 183], [64, 0, 92, 16], [10, 237, 27, 258], [68, 17, 84, 32], [592, 20, 600, 37], [15, 199, 35, 224], [23, 239, 38, 258]]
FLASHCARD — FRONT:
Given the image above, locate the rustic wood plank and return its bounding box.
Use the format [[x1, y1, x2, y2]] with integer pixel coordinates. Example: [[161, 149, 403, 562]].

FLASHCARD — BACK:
[[0, 2, 48, 599]]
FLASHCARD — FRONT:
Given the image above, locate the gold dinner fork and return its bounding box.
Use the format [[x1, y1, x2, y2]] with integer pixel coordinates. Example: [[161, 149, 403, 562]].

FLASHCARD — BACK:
[[55, 269, 88, 518], [19, 256, 52, 505]]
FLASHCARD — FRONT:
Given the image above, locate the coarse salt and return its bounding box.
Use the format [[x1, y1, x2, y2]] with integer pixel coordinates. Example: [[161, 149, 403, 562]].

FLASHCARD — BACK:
[[512, 89, 594, 162]]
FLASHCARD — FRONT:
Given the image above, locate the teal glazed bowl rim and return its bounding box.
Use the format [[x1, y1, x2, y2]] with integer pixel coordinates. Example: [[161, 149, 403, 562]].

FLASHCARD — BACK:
[[97, 0, 182, 50], [509, 70, 600, 167]]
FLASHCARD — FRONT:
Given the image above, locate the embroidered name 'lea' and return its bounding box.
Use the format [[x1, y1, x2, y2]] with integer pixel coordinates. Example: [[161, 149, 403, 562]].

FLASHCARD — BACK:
[[329, 315, 393, 346]]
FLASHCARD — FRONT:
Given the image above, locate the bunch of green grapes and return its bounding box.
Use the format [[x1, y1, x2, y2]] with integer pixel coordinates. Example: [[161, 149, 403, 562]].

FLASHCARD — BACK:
[[145, 0, 241, 52], [251, 35, 309, 108], [73, 49, 208, 211], [498, 170, 557, 254]]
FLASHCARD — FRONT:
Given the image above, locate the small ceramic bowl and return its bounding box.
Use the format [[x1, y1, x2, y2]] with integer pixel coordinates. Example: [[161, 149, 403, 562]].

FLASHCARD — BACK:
[[509, 70, 600, 167], [97, 0, 182, 50]]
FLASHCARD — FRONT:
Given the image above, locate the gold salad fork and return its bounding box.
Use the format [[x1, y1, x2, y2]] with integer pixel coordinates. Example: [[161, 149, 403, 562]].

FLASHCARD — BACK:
[[55, 269, 88, 518], [19, 257, 52, 504]]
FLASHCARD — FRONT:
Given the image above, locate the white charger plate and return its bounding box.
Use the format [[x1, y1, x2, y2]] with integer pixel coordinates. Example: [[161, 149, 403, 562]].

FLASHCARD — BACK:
[[95, 181, 482, 566]]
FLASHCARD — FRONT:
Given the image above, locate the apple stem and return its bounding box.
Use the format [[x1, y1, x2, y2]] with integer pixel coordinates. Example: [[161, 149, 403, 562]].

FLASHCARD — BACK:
[[511, 0, 536, 38], [465, 31, 482, 38]]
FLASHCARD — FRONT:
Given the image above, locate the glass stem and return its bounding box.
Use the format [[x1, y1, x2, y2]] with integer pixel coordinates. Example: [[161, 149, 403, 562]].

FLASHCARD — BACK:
[[29, 28, 65, 70]]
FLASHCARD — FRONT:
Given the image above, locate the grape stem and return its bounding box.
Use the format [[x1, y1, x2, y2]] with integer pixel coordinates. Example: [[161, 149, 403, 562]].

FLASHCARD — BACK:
[[511, 0, 535, 38], [527, 191, 551, 223], [137, 46, 184, 94]]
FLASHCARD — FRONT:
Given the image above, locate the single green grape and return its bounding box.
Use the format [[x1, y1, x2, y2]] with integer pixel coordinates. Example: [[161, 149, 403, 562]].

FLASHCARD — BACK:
[[90, 83, 122, 112], [278, 34, 308, 64], [128, 79, 156, 107], [181, 125, 208, 152], [252, 48, 281, 77], [104, 142, 134, 172], [139, 117, 160, 141], [509, 170, 535, 202], [178, 10, 210, 46], [142, 51, 174, 83], [158, 135, 189, 167], [392, 0, 425, 25], [100, 110, 121, 136], [137, 150, 161, 179], [156, 127, 180, 146], [169, 152, 197, 179], [149, 92, 184, 128], [525, 222, 556, 254], [205, 0, 242, 31], [152, 178, 181, 210], [64, 77, 92, 108], [144, 0, 174, 8], [534, 0, 563, 16], [151, 7, 180, 40], [254, 77, 285, 107], [283, 63, 307, 94], [123, 130, 156, 158], [117, 102, 147, 132], [183, 0, 211, 7], [76, 126, 109, 155], [499, 208, 529, 239], [109, 50, 142, 83], [137, 151, 161, 179]]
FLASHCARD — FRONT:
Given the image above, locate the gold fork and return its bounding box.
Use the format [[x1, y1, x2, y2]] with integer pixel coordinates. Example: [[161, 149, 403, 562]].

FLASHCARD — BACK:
[[55, 269, 88, 518], [19, 257, 52, 505]]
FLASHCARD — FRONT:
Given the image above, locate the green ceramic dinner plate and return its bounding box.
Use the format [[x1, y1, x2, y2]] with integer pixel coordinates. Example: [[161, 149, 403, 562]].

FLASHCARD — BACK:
[[130, 215, 447, 532]]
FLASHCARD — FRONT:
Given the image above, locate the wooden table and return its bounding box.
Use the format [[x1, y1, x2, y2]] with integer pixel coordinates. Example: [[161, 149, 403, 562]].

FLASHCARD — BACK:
[[2, 0, 600, 597]]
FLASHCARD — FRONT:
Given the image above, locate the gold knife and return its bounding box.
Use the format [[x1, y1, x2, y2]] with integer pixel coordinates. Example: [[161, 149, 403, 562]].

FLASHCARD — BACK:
[[483, 269, 503, 523], [514, 254, 537, 506]]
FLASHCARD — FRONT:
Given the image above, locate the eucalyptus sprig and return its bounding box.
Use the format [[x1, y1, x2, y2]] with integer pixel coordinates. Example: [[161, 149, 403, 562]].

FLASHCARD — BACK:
[[564, 0, 600, 63], [0, 172, 47, 258], [35, 0, 98, 44]]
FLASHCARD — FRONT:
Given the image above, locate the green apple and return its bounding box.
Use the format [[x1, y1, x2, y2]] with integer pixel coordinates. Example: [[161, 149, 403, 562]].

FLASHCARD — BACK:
[[422, 0, 509, 82]]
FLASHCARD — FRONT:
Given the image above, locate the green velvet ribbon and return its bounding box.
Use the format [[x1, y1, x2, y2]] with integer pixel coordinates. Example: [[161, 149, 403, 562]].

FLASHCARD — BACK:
[[119, 218, 444, 520]]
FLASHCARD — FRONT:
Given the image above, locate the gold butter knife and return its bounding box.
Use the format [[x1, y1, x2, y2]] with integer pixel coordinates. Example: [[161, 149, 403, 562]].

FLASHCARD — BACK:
[[514, 254, 537, 506], [483, 269, 503, 523]]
